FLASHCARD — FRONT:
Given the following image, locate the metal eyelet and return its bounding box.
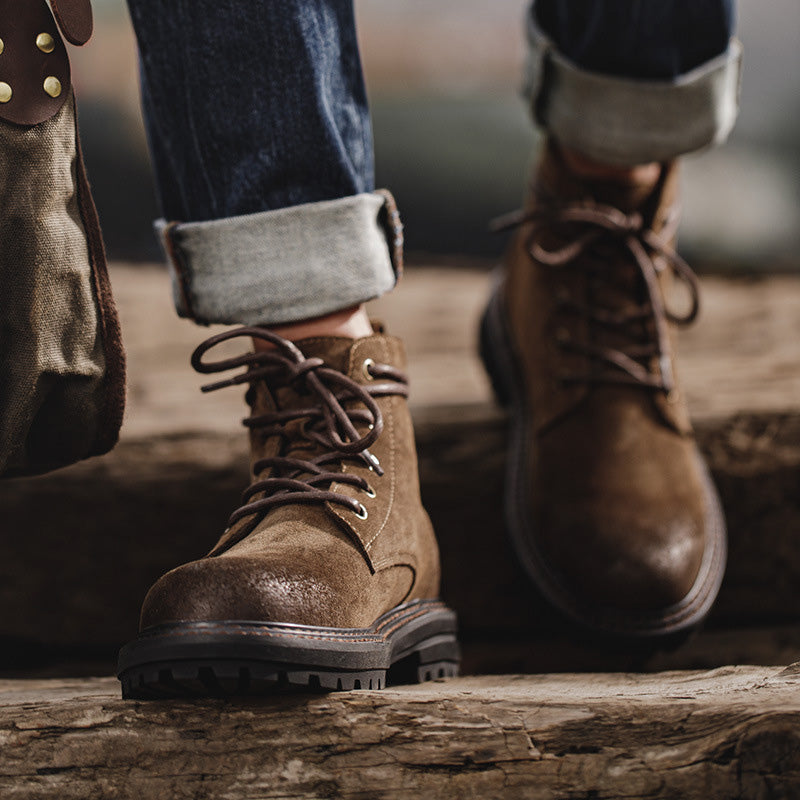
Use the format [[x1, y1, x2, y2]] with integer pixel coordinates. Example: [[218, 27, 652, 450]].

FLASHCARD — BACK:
[[354, 503, 369, 520], [362, 358, 375, 380], [363, 484, 377, 499]]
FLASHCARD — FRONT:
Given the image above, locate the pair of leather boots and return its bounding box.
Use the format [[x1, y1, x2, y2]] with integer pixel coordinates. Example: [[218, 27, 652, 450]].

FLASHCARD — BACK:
[[2, 0, 724, 697], [118, 142, 727, 698]]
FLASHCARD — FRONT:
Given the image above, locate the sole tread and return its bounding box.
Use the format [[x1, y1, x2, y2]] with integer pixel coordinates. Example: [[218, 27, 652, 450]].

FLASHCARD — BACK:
[[121, 657, 460, 699], [118, 601, 460, 699]]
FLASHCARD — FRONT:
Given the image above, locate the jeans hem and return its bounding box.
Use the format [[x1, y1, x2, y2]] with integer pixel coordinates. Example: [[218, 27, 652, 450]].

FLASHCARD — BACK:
[[525, 16, 742, 165], [156, 191, 403, 326]]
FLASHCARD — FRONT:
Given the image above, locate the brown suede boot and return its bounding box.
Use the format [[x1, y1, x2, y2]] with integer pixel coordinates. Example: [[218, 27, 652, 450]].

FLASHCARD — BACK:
[[118, 327, 458, 697], [481, 142, 726, 637]]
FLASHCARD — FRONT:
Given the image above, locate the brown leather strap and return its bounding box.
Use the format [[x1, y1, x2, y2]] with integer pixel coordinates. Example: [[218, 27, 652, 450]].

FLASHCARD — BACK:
[[49, 0, 93, 46], [0, 0, 93, 126]]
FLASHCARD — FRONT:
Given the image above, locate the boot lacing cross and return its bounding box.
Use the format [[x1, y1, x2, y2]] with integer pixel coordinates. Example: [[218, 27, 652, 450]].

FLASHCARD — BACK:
[[191, 328, 409, 545], [493, 200, 700, 393]]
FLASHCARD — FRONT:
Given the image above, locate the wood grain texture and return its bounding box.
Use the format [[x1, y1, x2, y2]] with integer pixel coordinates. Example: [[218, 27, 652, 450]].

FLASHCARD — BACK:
[[1, 667, 799, 799]]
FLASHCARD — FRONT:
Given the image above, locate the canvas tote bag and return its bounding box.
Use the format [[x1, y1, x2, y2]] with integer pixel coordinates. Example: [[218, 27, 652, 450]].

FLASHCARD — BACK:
[[0, 0, 125, 478]]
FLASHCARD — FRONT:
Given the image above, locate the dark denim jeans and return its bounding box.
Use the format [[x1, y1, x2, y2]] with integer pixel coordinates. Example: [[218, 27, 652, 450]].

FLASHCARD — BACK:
[[127, 0, 736, 222], [535, 0, 735, 81], [126, 0, 373, 223]]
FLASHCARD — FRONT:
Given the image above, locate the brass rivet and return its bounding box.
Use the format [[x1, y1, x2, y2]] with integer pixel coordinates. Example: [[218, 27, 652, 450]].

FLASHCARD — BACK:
[[0, 38, 5, 55], [43, 76, 62, 98], [36, 33, 56, 54], [0, 82, 11, 103]]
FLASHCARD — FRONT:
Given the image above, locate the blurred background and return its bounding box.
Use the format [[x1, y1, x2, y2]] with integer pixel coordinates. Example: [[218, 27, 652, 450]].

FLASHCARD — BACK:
[[77, 0, 800, 270]]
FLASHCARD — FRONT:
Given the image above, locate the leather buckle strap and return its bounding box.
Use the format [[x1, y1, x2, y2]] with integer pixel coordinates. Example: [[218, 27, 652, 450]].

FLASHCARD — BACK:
[[49, 0, 94, 46], [0, 0, 94, 126]]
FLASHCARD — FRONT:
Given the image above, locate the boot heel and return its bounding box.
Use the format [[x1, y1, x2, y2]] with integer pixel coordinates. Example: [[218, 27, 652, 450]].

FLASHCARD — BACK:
[[387, 633, 461, 686]]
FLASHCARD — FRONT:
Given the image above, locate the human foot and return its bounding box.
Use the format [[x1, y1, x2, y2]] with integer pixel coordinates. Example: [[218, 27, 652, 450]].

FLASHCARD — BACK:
[[256, 304, 374, 348]]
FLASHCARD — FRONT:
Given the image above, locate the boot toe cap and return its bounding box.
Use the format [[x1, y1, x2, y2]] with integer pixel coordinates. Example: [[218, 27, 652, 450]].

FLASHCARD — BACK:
[[539, 506, 707, 615], [139, 556, 353, 630]]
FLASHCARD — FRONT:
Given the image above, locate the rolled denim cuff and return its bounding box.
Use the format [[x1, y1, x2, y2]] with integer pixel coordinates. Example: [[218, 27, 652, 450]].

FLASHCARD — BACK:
[[156, 190, 404, 326], [524, 17, 743, 166]]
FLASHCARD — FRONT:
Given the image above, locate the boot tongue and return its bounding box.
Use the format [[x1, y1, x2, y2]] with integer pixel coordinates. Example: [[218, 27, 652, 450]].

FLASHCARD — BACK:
[[216, 334, 384, 556], [536, 141, 660, 216], [292, 335, 356, 374], [258, 336, 357, 414], [248, 335, 361, 465], [533, 142, 671, 389], [580, 174, 657, 215]]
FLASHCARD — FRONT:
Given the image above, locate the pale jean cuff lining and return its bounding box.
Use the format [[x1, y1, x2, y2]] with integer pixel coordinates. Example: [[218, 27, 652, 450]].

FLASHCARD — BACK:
[[155, 192, 399, 327], [525, 17, 743, 166]]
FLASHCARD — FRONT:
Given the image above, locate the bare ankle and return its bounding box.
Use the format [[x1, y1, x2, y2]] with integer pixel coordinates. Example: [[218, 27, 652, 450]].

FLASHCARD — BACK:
[[561, 146, 661, 188], [254, 305, 373, 351]]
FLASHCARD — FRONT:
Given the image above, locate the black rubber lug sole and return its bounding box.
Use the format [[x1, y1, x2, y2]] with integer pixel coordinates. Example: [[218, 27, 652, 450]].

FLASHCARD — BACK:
[[118, 600, 460, 699]]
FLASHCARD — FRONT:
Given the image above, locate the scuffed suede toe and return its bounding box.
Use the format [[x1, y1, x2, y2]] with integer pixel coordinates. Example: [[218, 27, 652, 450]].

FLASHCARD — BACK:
[[136, 329, 439, 634], [539, 506, 704, 613], [140, 554, 412, 630]]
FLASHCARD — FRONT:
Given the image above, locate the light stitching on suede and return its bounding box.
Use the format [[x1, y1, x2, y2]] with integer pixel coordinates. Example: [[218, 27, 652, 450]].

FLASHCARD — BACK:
[[365, 337, 396, 551]]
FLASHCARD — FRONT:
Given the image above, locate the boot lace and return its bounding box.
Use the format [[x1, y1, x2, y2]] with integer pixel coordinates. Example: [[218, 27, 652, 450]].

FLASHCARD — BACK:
[[191, 328, 409, 539], [493, 197, 700, 393]]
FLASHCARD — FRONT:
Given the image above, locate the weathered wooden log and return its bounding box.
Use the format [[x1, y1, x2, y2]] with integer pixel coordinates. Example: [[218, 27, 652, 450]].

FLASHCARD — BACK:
[[1, 408, 800, 675], [1, 666, 799, 799]]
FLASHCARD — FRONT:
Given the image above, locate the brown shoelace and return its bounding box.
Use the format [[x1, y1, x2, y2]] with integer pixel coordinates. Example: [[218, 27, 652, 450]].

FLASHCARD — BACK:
[[493, 198, 700, 393], [192, 327, 409, 537]]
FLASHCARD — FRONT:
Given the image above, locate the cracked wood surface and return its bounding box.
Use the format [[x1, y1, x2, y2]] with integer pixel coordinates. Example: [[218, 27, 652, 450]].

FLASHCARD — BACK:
[[1, 666, 799, 799]]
